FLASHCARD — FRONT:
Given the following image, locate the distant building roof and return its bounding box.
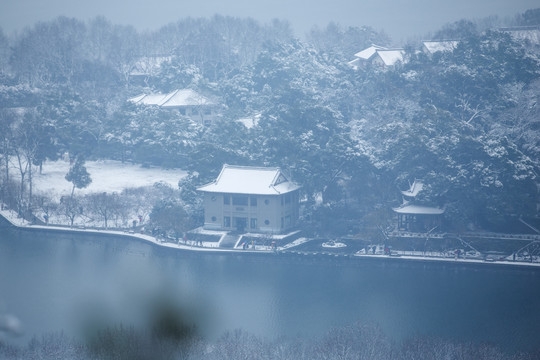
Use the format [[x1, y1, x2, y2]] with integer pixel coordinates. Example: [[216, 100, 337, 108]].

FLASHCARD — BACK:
[[498, 26, 540, 33], [374, 49, 405, 66], [498, 26, 540, 45], [393, 204, 445, 215], [353, 44, 388, 60], [131, 93, 166, 105], [395, 179, 444, 215], [128, 89, 213, 107], [197, 165, 301, 195], [422, 40, 459, 54], [349, 44, 408, 69], [347, 57, 362, 68], [401, 179, 424, 198]]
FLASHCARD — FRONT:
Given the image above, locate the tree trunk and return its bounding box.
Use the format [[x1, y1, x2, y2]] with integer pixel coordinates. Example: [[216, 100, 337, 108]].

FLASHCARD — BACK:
[[2, 144, 8, 204], [28, 160, 32, 212], [16, 152, 26, 210], [3, 142, 8, 185]]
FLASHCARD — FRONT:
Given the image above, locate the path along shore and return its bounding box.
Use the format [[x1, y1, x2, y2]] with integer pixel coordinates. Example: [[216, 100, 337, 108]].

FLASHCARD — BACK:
[[2, 207, 540, 269]]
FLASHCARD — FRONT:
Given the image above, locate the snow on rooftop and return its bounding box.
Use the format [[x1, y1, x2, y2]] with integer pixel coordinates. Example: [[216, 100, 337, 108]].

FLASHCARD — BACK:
[[375, 49, 405, 66], [197, 165, 300, 195], [143, 94, 169, 105], [128, 94, 147, 103], [401, 180, 424, 197], [347, 58, 361, 68], [501, 27, 540, 45], [393, 204, 445, 215], [129, 89, 213, 107], [353, 44, 387, 59], [423, 40, 459, 54], [161, 89, 213, 107]]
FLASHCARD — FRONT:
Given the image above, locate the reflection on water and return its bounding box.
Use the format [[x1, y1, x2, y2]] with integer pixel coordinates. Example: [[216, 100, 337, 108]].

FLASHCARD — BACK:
[[1, 227, 540, 352]]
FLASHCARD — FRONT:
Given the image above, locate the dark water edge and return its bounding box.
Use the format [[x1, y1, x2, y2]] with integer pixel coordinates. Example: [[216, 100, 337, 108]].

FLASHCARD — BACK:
[[1, 224, 540, 356]]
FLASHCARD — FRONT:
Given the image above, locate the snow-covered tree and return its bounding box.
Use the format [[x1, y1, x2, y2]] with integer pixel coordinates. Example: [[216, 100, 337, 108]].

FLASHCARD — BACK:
[[65, 157, 92, 197]]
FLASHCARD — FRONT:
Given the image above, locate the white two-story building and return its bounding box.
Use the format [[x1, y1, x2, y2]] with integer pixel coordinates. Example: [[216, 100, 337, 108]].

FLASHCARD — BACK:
[[197, 165, 301, 234]]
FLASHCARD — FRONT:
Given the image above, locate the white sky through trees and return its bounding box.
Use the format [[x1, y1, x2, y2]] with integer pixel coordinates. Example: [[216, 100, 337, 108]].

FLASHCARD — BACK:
[[1, 0, 538, 42]]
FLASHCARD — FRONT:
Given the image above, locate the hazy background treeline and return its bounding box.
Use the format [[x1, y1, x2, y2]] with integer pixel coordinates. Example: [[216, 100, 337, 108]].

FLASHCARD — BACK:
[[0, 9, 539, 236]]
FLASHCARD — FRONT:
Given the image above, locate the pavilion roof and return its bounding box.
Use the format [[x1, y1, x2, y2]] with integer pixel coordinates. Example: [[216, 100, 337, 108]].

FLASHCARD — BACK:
[[401, 179, 424, 198]]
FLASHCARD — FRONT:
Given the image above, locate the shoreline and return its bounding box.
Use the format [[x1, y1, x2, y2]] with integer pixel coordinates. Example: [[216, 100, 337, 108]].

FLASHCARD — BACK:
[[2, 209, 540, 270], [0, 208, 272, 255]]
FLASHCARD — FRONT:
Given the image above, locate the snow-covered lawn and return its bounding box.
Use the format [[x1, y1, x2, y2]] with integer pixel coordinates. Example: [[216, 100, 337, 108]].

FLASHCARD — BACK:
[[19, 159, 187, 200]]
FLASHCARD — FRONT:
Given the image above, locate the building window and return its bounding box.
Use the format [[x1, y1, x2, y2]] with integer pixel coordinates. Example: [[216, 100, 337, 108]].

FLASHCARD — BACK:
[[285, 193, 291, 204], [250, 197, 257, 206], [281, 217, 284, 228], [224, 216, 231, 228], [232, 196, 248, 206], [211, 216, 216, 222], [224, 195, 230, 205], [264, 220, 270, 225], [285, 215, 291, 227], [211, 196, 216, 201], [250, 218, 257, 229], [264, 199, 269, 205]]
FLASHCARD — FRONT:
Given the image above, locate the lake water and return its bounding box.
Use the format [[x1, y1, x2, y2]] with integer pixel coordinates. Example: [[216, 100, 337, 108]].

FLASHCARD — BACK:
[[1, 225, 540, 353]]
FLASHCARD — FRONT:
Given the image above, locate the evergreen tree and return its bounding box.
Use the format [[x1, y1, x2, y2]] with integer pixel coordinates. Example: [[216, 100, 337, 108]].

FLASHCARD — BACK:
[[65, 157, 92, 197]]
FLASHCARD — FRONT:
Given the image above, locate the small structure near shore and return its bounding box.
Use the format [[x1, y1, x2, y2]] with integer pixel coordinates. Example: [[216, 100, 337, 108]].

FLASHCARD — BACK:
[[197, 165, 301, 234], [393, 180, 444, 232], [322, 240, 347, 248]]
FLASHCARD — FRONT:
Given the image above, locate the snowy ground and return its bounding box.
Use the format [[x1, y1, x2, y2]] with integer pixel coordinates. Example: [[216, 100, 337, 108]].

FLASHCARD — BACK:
[[281, 237, 311, 249], [12, 159, 187, 201], [0, 206, 31, 226]]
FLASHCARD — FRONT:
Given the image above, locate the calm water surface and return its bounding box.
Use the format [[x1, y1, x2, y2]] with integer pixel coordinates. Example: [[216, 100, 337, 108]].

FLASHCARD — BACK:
[[1, 226, 540, 352]]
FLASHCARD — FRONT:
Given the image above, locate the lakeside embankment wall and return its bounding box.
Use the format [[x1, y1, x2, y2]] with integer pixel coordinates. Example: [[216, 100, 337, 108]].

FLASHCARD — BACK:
[[2, 211, 540, 271]]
